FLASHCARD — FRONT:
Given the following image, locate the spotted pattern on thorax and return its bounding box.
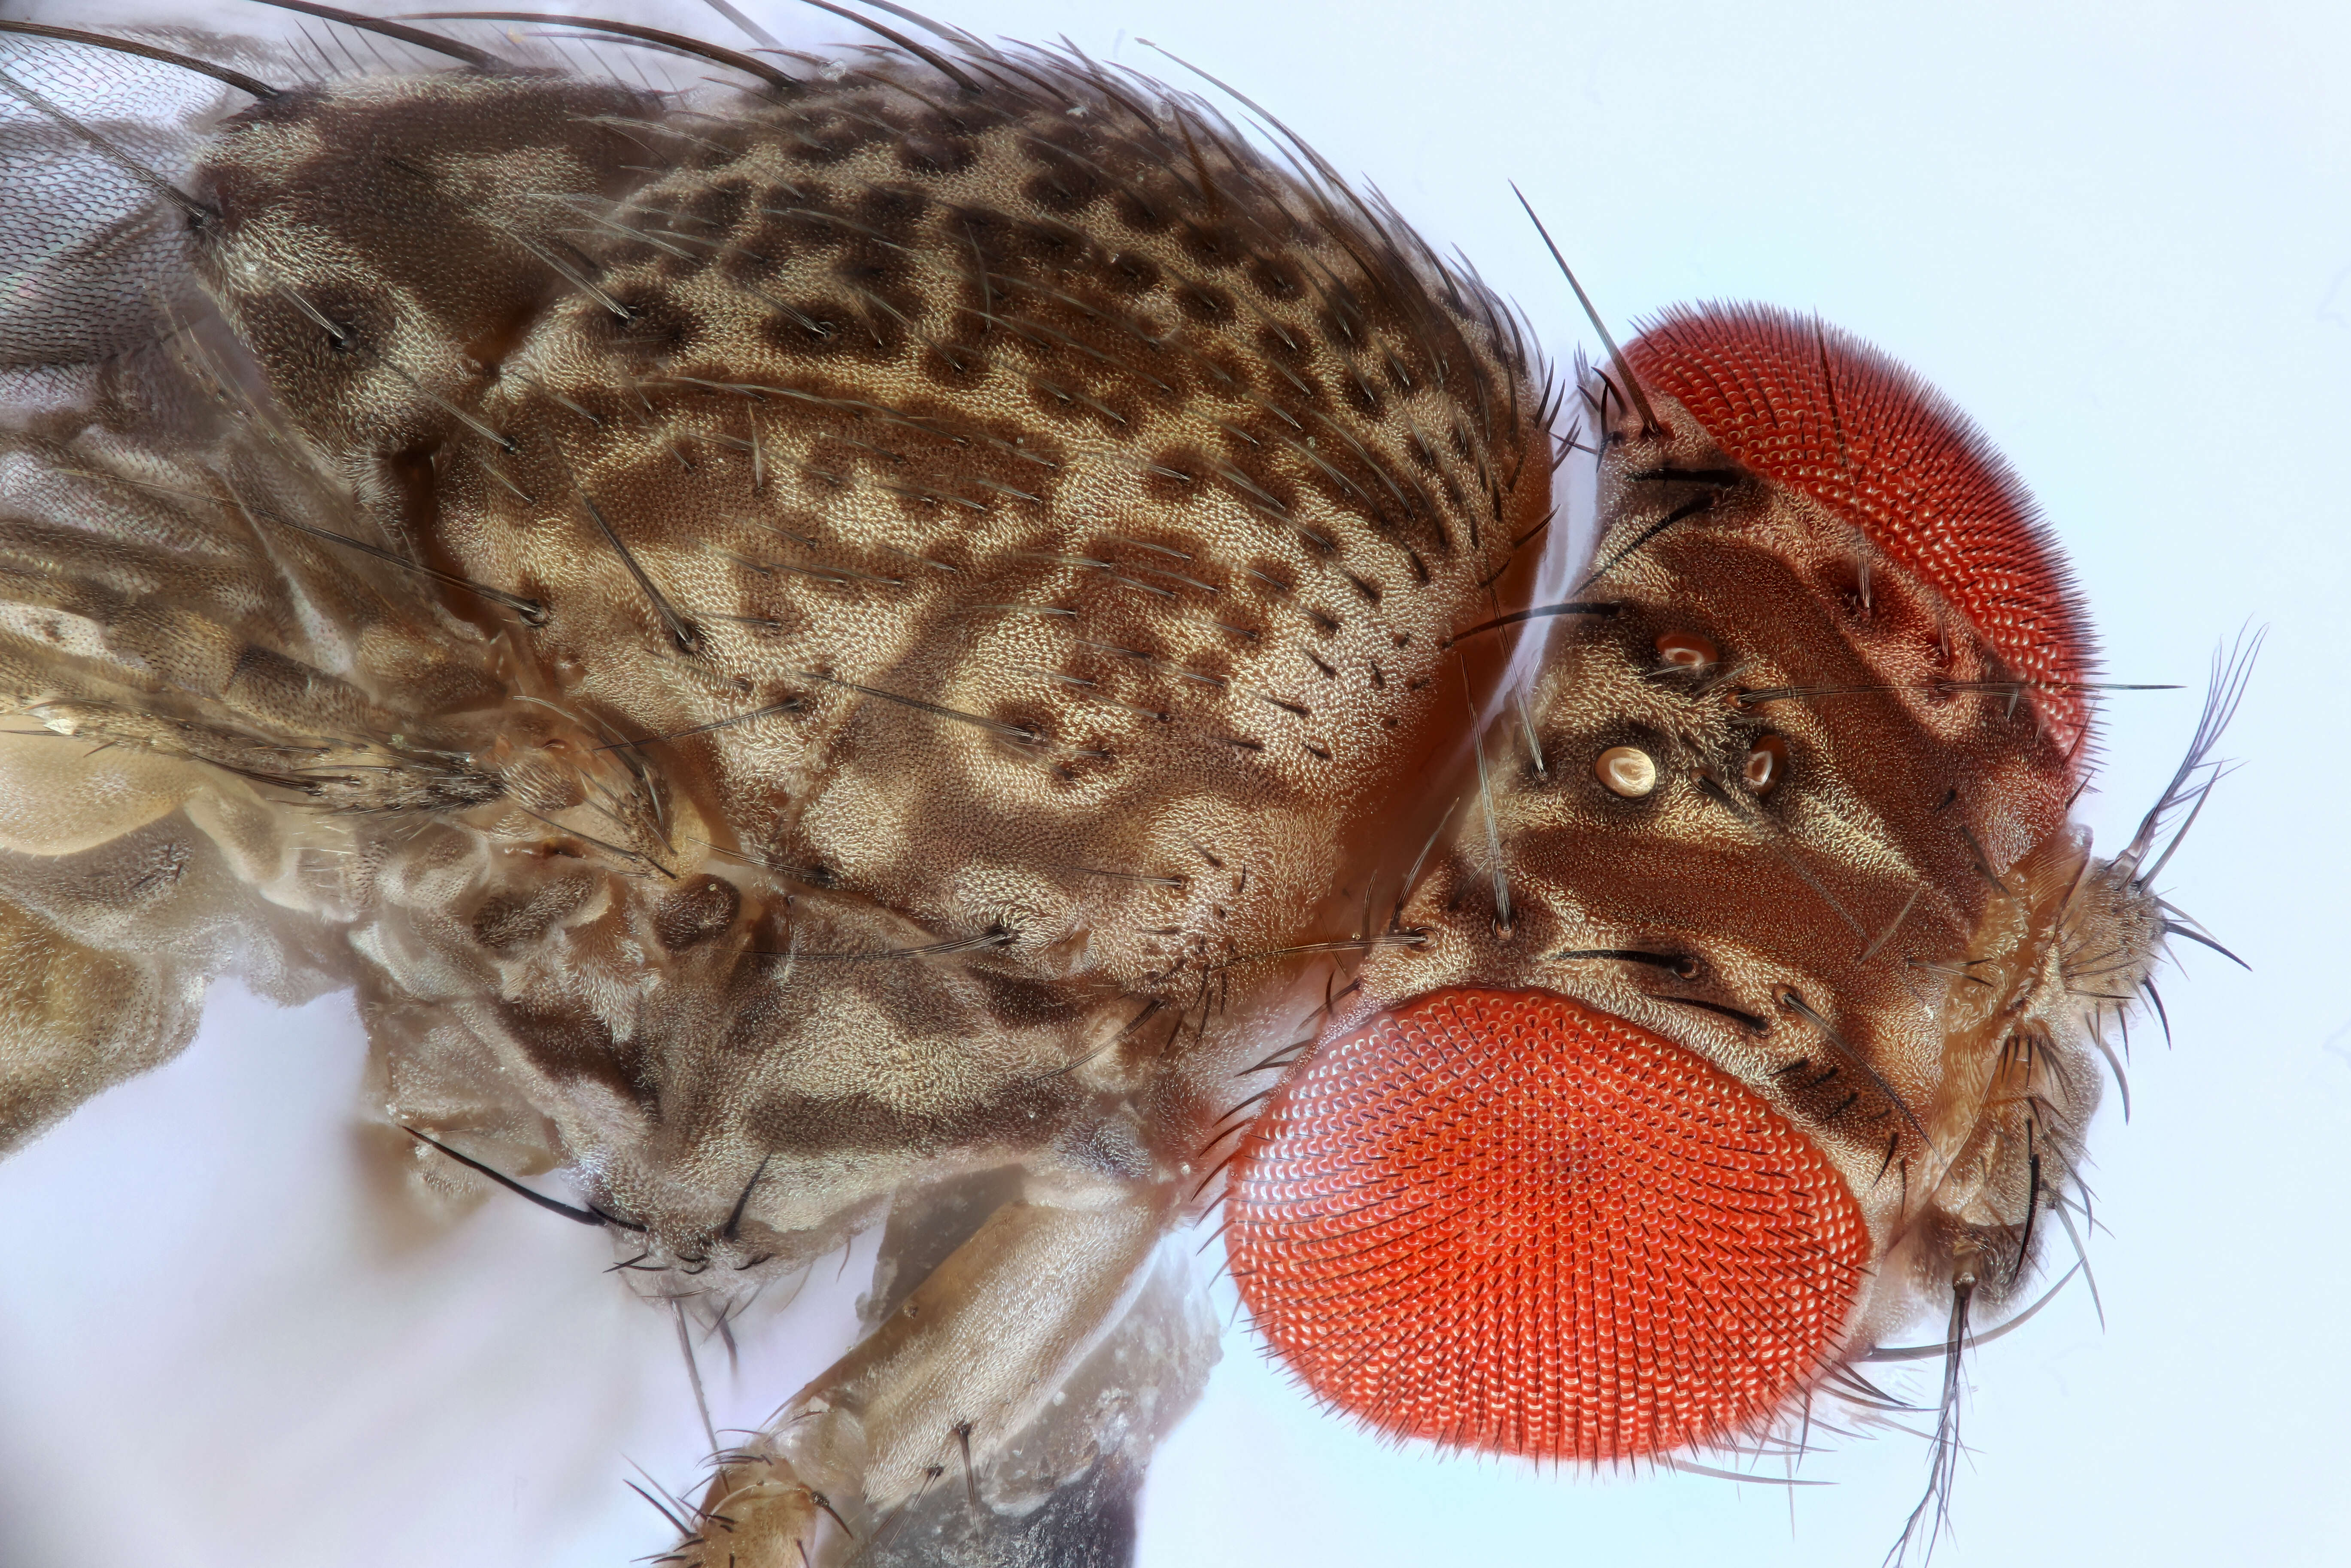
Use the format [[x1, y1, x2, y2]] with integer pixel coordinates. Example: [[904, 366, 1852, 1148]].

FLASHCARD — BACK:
[[196, 59, 1549, 1001], [143, 52, 1552, 1257]]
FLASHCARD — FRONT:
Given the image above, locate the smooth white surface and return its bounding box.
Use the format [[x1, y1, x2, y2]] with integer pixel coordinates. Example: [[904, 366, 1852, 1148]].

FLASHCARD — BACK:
[[0, 3, 2343, 1566]]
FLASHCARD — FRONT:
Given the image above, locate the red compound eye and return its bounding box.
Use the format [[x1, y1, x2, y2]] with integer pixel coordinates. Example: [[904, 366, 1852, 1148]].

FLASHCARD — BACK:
[[1625, 304, 2096, 761], [1225, 988, 1868, 1462]]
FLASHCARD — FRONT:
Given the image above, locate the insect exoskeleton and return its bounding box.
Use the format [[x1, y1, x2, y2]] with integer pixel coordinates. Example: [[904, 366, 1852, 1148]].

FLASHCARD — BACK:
[[0, 8, 1545, 1561], [0, 7, 2219, 1567]]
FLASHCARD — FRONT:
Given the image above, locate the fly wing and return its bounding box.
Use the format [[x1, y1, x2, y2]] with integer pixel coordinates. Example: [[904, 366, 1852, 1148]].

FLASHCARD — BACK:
[[0, 25, 216, 367], [0, 24, 538, 1152]]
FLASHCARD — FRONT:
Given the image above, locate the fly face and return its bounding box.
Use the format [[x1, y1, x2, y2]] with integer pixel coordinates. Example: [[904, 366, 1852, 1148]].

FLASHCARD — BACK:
[[1227, 314, 2173, 1504]]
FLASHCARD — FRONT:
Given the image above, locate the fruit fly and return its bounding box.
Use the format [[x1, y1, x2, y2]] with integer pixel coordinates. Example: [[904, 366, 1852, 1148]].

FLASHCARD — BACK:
[[0, 5, 2257, 1567]]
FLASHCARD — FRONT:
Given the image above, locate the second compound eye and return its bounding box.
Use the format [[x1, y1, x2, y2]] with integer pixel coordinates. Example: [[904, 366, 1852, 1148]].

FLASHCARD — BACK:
[[1655, 631, 1719, 669], [1224, 988, 1870, 1464], [1596, 745, 1658, 798], [1743, 734, 1789, 793]]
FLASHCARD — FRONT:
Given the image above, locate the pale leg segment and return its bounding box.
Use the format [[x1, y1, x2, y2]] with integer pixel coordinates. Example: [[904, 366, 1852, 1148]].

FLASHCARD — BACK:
[[680, 1193, 1178, 1567]]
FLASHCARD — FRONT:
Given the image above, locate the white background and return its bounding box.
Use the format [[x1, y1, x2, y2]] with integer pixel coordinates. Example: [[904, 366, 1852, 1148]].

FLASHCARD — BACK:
[[0, 3, 2344, 1566]]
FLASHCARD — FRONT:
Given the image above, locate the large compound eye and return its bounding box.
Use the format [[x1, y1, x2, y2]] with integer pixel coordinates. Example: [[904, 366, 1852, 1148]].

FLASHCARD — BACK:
[[1626, 304, 2096, 762], [1225, 989, 1869, 1461]]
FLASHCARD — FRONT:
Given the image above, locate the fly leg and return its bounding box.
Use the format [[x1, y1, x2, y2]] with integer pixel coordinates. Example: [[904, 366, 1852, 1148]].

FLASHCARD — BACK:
[[680, 1192, 1178, 1568]]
